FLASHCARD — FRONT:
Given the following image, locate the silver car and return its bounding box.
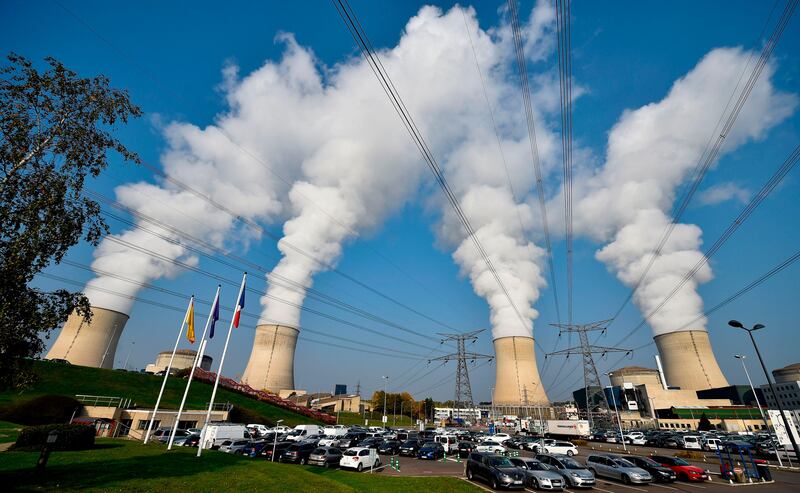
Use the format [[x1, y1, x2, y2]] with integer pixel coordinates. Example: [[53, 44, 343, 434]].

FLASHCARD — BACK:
[[219, 439, 252, 454], [510, 458, 565, 490], [586, 454, 652, 485], [536, 454, 596, 488]]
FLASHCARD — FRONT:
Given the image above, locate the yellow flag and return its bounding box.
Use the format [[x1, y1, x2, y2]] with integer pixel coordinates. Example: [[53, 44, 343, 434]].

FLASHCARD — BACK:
[[186, 298, 195, 343]]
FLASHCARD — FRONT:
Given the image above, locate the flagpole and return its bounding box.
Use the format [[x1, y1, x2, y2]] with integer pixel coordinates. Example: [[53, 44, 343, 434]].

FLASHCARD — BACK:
[[143, 296, 193, 444], [167, 286, 220, 450], [198, 273, 246, 457]]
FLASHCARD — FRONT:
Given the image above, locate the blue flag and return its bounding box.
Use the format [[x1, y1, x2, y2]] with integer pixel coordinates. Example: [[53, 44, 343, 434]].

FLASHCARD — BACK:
[[209, 291, 220, 338]]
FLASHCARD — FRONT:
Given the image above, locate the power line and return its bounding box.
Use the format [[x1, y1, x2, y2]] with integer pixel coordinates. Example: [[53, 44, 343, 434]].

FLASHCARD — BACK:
[[331, 0, 544, 352], [602, 0, 798, 330]]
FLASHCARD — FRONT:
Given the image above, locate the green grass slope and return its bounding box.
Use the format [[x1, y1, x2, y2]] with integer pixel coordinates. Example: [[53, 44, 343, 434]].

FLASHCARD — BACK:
[[1, 439, 481, 492], [0, 361, 321, 426]]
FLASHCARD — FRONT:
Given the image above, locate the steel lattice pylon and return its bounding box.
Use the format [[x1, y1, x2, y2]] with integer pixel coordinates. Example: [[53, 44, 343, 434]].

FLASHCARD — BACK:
[[430, 330, 493, 419], [547, 320, 631, 429]]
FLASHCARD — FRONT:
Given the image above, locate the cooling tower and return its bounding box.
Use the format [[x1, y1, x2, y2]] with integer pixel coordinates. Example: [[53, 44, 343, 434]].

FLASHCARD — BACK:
[[241, 324, 299, 392], [654, 330, 728, 390], [45, 306, 129, 368], [493, 336, 549, 405]]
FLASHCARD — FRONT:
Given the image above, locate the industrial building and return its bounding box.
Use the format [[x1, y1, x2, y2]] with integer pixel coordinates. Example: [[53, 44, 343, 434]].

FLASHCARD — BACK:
[[240, 323, 299, 392], [492, 335, 549, 405], [144, 349, 212, 374], [761, 362, 800, 410], [46, 306, 129, 368]]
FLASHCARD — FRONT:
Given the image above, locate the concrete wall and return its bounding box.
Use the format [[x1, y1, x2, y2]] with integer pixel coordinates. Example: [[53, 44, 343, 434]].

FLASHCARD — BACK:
[[493, 336, 549, 405], [654, 330, 729, 390], [46, 307, 129, 368], [241, 324, 299, 392]]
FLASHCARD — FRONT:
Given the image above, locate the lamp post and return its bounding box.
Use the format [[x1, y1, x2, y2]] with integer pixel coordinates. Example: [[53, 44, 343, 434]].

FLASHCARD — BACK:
[[607, 372, 627, 452], [729, 320, 800, 460], [271, 419, 283, 462], [382, 376, 388, 428]]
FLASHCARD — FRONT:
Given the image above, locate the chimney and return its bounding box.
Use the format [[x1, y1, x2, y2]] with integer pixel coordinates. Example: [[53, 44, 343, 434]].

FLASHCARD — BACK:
[[241, 324, 299, 392], [653, 330, 728, 390], [492, 336, 549, 405], [46, 306, 129, 368]]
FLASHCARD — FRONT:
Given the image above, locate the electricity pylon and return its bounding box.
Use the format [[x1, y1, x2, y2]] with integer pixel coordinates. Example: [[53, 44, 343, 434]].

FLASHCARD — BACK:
[[430, 330, 493, 419]]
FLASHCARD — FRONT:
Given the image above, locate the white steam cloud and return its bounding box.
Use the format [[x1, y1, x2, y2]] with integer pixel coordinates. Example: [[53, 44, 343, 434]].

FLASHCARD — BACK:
[[564, 47, 796, 336]]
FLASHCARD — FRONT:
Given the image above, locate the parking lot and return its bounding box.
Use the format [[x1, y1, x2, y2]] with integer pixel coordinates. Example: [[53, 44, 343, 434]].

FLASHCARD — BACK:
[[374, 444, 800, 493]]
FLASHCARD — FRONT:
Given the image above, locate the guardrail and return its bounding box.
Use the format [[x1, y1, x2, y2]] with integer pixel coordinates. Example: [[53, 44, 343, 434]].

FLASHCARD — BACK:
[[75, 394, 132, 408]]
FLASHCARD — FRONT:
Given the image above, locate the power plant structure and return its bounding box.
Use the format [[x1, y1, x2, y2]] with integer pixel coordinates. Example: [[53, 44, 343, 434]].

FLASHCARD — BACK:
[[240, 324, 299, 392], [46, 306, 129, 369], [492, 335, 549, 405], [144, 349, 213, 374], [654, 330, 729, 390]]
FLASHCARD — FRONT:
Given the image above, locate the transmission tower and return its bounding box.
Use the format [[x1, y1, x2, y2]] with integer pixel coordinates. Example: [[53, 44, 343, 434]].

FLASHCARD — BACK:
[[430, 330, 493, 419], [547, 320, 631, 428]]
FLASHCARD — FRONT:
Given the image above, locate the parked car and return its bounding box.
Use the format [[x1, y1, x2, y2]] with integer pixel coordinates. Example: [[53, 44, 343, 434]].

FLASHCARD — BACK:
[[219, 439, 252, 454], [247, 424, 269, 437], [476, 440, 508, 455], [458, 441, 476, 458], [622, 455, 676, 482], [317, 436, 341, 447], [465, 452, 526, 490], [399, 439, 421, 457], [585, 455, 652, 484], [340, 447, 380, 472], [378, 440, 401, 455], [543, 441, 578, 457], [417, 442, 445, 460], [682, 435, 702, 450], [181, 434, 201, 447], [244, 440, 271, 457], [339, 432, 367, 448], [622, 435, 647, 445], [286, 426, 322, 442], [702, 437, 722, 451], [650, 455, 709, 482], [357, 437, 384, 449], [308, 446, 343, 468], [262, 440, 293, 461], [281, 441, 318, 465], [509, 457, 565, 490], [535, 454, 596, 488]]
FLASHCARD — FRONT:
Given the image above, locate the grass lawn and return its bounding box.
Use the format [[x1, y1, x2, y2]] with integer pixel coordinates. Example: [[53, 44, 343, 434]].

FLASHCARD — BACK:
[[0, 361, 320, 426], [1, 439, 480, 492], [0, 421, 22, 443]]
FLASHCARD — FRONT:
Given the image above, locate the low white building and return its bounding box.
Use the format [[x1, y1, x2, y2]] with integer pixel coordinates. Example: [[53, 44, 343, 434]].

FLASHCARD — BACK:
[[434, 407, 481, 421]]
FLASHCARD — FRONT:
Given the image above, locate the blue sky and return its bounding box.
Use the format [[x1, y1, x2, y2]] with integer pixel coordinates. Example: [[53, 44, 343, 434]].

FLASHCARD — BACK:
[[3, 0, 798, 403]]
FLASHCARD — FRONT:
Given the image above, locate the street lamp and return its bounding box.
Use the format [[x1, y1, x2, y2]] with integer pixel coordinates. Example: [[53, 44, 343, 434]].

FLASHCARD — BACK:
[[382, 376, 388, 428], [734, 354, 782, 465], [607, 372, 627, 452], [729, 320, 800, 460], [271, 419, 283, 462]]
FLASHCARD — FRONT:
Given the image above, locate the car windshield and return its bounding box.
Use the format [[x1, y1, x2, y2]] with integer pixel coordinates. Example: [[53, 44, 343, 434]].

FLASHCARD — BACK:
[[402, 440, 417, 446], [634, 457, 660, 467], [490, 457, 514, 467], [672, 458, 689, 466], [528, 461, 550, 471], [562, 458, 584, 469], [312, 448, 325, 454], [343, 450, 358, 456], [614, 459, 635, 467]]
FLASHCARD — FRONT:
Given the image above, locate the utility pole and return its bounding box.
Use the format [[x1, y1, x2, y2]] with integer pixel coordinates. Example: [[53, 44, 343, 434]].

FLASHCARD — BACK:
[[430, 330, 493, 421], [547, 320, 631, 429]]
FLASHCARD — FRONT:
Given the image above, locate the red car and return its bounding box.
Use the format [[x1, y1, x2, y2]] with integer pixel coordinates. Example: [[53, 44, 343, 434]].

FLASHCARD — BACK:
[[650, 456, 709, 482]]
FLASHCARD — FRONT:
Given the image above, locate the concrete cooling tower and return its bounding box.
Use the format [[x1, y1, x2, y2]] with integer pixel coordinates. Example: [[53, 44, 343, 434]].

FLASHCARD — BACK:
[[45, 306, 129, 368], [493, 336, 549, 405], [240, 324, 299, 392], [654, 330, 728, 390]]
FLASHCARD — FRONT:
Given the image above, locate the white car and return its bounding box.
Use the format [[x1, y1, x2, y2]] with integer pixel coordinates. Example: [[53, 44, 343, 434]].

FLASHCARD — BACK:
[[543, 441, 578, 456], [272, 425, 292, 433], [323, 425, 349, 437], [340, 447, 380, 472], [682, 435, 702, 450], [476, 441, 508, 454], [492, 433, 512, 441], [247, 424, 269, 437], [623, 434, 647, 445], [703, 438, 722, 451], [317, 435, 341, 447]]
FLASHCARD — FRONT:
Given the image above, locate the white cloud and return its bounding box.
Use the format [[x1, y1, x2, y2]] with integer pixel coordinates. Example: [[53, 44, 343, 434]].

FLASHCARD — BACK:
[[698, 182, 751, 206]]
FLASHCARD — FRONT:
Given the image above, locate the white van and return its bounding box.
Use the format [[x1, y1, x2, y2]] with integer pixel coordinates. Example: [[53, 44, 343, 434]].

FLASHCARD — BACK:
[[247, 424, 269, 437], [435, 434, 459, 453], [201, 423, 249, 449], [287, 424, 322, 441], [703, 438, 722, 451], [324, 425, 349, 437], [683, 435, 702, 450]]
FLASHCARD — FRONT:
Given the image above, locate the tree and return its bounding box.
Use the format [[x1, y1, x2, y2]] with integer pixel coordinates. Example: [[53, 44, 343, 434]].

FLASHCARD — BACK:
[[0, 53, 141, 390], [697, 413, 713, 431]]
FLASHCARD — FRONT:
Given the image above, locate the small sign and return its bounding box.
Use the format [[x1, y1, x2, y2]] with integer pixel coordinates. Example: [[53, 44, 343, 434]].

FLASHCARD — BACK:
[[382, 415, 388, 423], [769, 410, 800, 446]]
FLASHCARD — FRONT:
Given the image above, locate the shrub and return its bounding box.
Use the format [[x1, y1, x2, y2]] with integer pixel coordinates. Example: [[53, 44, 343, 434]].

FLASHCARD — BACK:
[[229, 406, 273, 427], [573, 439, 587, 446], [0, 394, 82, 425], [13, 423, 95, 451], [675, 450, 705, 460]]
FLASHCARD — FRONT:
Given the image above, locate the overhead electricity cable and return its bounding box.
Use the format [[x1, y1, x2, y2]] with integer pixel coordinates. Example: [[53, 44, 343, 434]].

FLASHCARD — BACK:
[[331, 0, 544, 351], [601, 0, 798, 331], [52, 0, 464, 328], [85, 191, 452, 347], [38, 271, 429, 360], [610, 144, 800, 348], [411, 359, 493, 396], [555, 0, 575, 327], [506, 0, 564, 376]]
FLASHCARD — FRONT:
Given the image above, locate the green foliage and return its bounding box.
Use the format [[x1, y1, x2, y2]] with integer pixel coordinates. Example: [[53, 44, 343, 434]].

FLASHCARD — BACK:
[[0, 53, 141, 390], [13, 423, 95, 451], [228, 406, 273, 427], [0, 394, 81, 425], [697, 412, 713, 431]]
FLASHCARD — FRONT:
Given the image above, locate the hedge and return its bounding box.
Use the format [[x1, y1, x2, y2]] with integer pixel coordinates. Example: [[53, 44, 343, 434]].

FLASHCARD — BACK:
[[13, 423, 95, 451], [0, 394, 82, 425]]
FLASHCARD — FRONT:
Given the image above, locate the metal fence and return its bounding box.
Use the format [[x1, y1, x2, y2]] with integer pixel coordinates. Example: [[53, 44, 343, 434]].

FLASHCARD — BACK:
[[75, 394, 132, 408]]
